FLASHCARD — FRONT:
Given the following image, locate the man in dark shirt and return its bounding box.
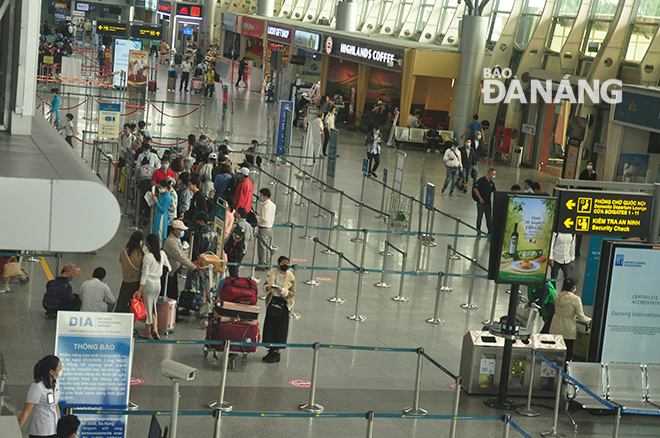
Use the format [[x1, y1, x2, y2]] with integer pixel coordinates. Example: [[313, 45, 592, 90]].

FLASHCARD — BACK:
[[186, 176, 207, 225], [425, 125, 442, 153], [473, 168, 496, 235]]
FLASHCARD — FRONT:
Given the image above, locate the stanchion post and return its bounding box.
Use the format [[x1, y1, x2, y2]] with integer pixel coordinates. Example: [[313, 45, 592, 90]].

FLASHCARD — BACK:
[[414, 231, 423, 273], [483, 283, 500, 325], [502, 414, 511, 438], [211, 340, 233, 438], [351, 173, 367, 242], [322, 213, 335, 255], [403, 347, 427, 415], [284, 185, 295, 226], [296, 171, 307, 206], [284, 163, 293, 195], [392, 252, 409, 302], [379, 218, 394, 256], [376, 171, 388, 219], [517, 351, 540, 417], [425, 272, 444, 323], [81, 130, 87, 159], [250, 230, 257, 279], [612, 406, 621, 438], [440, 245, 454, 291], [55, 253, 62, 275], [541, 363, 565, 438], [365, 411, 375, 438], [423, 209, 437, 247], [328, 253, 345, 304], [288, 223, 295, 262], [298, 342, 324, 413], [374, 242, 391, 288], [158, 101, 166, 126], [334, 192, 344, 228], [450, 217, 461, 259], [449, 376, 462, 438], [460, 259, 479, 309], [303, 238, 320, 286], [348, 229, 367, 322], [314, 183, 326, 218], [131, 184, 142, 231], [299, 196, 313, 240]]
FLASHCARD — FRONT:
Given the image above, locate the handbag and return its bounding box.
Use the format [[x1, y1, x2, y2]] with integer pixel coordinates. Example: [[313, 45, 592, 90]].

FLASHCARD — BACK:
[[178, 289, 205, 311], [456, 176, 466, 191], [129, 297, 147, 322], [3, 257, 23, 279]]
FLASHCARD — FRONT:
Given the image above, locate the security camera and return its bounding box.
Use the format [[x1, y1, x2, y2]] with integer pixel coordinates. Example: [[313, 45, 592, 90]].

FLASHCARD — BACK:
[[161, 359, 197, 381]]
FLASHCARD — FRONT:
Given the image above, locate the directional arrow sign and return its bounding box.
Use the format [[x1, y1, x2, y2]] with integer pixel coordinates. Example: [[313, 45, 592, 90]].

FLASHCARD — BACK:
[[564, 218, 574, 229], [565, 199, 576, 210]]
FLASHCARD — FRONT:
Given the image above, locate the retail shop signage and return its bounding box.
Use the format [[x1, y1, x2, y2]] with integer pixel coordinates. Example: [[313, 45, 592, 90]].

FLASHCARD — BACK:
[[294, 29, 320, 52], [176, 4, 202, 18], [241, 16, 265, 38], [483, 68, 622, 105], [323, 35, 403, 71], [157, 2, 171, 14], [54, 312, 134, 438], [222, 12, 237, 32], [555, 189, 653, 237], [612, 90, 660, 133], [130, 24, 163, 40], [521, 123, 536, 135], [267, 25, 291, 44], [96, 20, 127, 36]]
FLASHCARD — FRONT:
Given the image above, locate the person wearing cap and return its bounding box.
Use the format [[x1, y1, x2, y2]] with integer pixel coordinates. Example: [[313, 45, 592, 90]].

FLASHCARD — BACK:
[[199, 153, 218, 198], [80, 267, 115, 312], [235, 166, 254, 213], [43, 264, 83, 317], [163, 220, 198, 302], [57, 414, 80, 438], [151, 156, 176, 186]]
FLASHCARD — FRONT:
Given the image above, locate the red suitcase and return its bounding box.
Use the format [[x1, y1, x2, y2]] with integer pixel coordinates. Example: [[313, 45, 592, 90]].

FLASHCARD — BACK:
[[157, 297, 176, 335], [205, 317, 260, 353], [219, 277, 259, 305], [214, 300, 260, 321], [149, 80, 157, 92]]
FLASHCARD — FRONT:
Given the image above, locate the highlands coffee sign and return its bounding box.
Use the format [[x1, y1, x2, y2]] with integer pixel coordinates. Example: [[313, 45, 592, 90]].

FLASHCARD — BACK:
[[323, 35, 403, 71]]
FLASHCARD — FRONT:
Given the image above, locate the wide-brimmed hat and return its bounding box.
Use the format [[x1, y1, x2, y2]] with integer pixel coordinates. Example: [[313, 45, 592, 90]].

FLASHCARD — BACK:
[[60, 264, 82, 278]]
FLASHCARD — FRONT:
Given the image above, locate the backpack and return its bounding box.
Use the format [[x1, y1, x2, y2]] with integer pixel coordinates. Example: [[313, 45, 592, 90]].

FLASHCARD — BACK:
[[195, 66, 203, 76], [223, 175, 240, 201], [196, 142, 210, 163], [471, 179, 480, 202], [224, 225, 246, 258]]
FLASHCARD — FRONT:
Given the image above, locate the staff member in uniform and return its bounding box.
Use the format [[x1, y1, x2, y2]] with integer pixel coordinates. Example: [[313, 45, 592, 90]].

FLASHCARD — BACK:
[[255, 188, 276, 271], [18, 355, 63, 438]]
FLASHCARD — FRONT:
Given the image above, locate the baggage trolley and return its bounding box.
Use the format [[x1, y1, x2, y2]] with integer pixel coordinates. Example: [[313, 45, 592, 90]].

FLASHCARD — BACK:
[[191, 75, 204, 94], [389, 192, 413, 230]]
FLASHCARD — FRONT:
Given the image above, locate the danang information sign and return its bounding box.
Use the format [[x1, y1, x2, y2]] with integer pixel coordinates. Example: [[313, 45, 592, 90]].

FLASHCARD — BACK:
[[555, 189, 653, 237]]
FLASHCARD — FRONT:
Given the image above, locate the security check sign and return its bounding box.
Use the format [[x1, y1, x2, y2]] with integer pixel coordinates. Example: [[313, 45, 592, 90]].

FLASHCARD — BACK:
[[555, 189, 653, 237]]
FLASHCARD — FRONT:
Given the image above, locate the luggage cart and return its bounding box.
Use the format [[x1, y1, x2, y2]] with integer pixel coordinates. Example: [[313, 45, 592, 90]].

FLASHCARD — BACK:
[[191, 76, 204, 94], [389, 192, 413, 230]]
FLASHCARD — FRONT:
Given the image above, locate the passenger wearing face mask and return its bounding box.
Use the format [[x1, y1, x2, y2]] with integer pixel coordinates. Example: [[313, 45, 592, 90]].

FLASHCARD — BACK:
[[140, 142, 161, 169], [262, 256, 296, 363], [151, 156, 176, 186], [365, 125, 383, 178], [18, 355, 64, 436], [459, 139, 476, 193], [43, 264, 83, 318], [255, 188, 276, 271], [137, 158, 156, 223], [473, 168, 497, 235], [117, 232, 145, 313], [441, 139, 463, 197], [472, 130, 484, 174], [153, 179, 173, 246], [163, 221, 198, 302]]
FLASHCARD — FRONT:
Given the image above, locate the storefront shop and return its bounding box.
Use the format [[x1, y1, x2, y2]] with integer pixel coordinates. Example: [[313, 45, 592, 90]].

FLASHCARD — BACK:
[[220, 12, 239, 60], [264, 23, 292, 75], [240, 16, 265, 66]]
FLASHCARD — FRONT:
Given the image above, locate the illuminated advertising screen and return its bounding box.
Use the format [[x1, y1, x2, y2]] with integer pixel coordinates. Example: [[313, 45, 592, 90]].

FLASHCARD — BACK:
[[113, 39, 143, 87], [176, 3, 202, 18]]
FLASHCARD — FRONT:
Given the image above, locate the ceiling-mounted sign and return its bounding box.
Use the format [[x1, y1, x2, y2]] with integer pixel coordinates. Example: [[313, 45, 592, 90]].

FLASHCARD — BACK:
[[267, 25, 291, 44], [157, 2, 171, 14], [322, 34, 404, 71], [176, 3, 202, 18], [612, 89, 660, 134], [222, 12, 237, 32], [555, 189, 653, 237], [130, 24, 163, 40], [293, 29, 320, 52], [241, 16, 265, 38], [96, 21, 128, 36], [76, 2, 89, 11]]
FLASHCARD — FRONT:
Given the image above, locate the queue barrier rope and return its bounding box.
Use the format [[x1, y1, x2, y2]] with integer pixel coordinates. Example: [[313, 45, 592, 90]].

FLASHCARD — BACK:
[[421, 352, 458, 380], [448, 247, 489, 272], [507, 418, 534, 438], [121, 106, 145, 117], [150, 103, 199, 119], [59, 99, 89, 111], [386, 242, 406, 255]]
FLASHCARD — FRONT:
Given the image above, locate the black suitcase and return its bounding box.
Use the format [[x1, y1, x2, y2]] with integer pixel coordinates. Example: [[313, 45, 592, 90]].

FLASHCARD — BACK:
[[175, 54, 183, 66]]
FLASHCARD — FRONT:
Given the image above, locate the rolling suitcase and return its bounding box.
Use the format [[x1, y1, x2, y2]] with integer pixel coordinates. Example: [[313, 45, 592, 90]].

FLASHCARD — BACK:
[[167, 77, 176, 91], [204, 317, 260, 354], [214, 300, 260, 320], [148, 80, 157, 92], [156, 269, 176, 335]]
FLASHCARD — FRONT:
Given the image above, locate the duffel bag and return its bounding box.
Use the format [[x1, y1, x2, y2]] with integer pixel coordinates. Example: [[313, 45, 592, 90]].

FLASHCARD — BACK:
[[219, 277, 258, 305]]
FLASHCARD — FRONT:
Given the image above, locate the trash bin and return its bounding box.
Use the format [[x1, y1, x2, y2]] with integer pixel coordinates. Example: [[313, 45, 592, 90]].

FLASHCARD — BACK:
[[459, 331, 533, 396], [530, 334, 566, 397], [510, 146, 523, 167]]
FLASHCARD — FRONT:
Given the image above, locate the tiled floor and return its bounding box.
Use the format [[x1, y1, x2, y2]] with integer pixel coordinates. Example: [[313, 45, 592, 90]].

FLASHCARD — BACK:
[[3, 69, 658, 437]]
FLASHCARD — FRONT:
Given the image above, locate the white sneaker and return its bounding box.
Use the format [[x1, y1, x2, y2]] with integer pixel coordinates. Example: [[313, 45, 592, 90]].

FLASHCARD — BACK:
[[434, 149, 441, 154], [0, 285, 9, 294], [427, 149, 432, 153]]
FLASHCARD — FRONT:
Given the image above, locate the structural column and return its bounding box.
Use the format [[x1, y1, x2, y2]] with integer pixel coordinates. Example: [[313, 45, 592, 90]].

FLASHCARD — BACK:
[[451, 15, 488, 137], [202, 0, 217, 48]]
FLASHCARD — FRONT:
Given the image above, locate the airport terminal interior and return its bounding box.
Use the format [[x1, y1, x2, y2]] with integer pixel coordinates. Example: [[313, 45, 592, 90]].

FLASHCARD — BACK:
[[3, 0, 660, 436]]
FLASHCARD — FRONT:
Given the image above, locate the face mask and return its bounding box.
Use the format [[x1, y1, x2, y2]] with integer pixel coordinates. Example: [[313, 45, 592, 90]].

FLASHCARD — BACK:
[[179, 230, 185, 238], [143, 151, 149, 157], [466, 143, 471, 148], [162, 164, 169, 170], [477, 135, 482, 140], [159, 188, 166, 194], [57, 369, 64, 378], [137, 136, 143, 141], [71, 277, 76, 282], [279, 264, 290, 272], [452, 146, 457, 151], [491, 175, 496, 180], [142, 245, 148, 253], [586, 165, 593, 170], [259, 195, 265, 202]]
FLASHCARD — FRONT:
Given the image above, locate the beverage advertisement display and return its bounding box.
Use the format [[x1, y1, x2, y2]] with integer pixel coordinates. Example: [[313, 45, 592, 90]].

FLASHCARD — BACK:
[[497, 196, 557, 285]]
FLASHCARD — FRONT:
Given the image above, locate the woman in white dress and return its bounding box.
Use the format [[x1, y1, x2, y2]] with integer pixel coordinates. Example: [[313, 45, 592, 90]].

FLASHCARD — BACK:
[[135, 233, 171, 339]]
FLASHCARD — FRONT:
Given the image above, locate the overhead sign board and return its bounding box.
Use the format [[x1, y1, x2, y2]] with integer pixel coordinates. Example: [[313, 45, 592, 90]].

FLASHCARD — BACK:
[[96, 20, 127, 36], [323, 34, 404, 71], [157, 2, 171, 13], [241, 16, 264, 38], [612, 89, 660, 134], [555, 189, 653, 237], [175, 3, 202, 18], [294, 29, 320, 52], [267, 25, 291, 44], [130, 24, 163, 40]]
